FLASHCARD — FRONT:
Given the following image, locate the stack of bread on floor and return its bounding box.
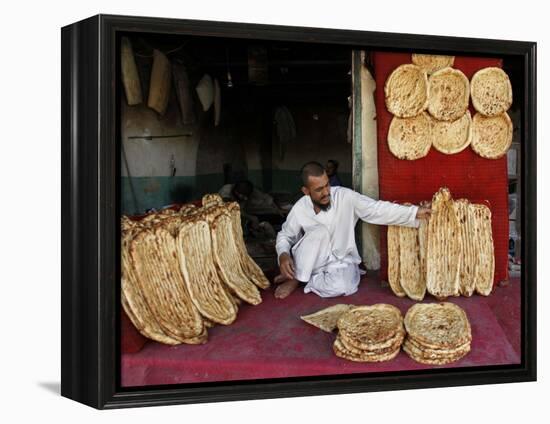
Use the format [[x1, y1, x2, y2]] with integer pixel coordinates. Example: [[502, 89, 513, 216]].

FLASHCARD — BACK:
[[301, 302, 471, 365], [403, 302, 472, 364], [385, 54, 513, 160], [333, 304, 406, 362], [387, 187, 494, 300], [121, 194, 270, 345]]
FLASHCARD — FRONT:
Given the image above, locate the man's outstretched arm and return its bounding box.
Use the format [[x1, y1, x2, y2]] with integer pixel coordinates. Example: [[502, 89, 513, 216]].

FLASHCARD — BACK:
[[352, 191, 431, 227]]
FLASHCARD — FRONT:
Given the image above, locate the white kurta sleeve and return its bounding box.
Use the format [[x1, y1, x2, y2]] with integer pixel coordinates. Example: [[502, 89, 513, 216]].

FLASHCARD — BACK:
[[275, 207, 303, 261], [351, 191, 419, 228]]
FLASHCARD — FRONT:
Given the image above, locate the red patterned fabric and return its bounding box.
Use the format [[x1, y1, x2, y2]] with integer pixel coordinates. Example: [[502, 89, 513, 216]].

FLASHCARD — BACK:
[[374, 52, 508, 285]]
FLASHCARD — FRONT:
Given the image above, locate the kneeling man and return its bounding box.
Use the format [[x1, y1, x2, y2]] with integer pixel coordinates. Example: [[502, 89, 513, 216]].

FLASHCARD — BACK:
[[274, 161, 431, 299]]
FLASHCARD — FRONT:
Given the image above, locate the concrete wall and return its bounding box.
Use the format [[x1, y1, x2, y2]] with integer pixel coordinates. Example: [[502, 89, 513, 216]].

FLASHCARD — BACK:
[[270, 101, 351, 194]]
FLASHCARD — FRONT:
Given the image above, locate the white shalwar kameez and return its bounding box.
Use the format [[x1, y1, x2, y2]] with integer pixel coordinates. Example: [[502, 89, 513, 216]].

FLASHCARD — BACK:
[[275, 186, 420, 298]]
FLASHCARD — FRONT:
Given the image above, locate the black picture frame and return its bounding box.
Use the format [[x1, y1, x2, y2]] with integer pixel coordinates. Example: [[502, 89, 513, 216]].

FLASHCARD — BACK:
[[61, 14, 537, 409]]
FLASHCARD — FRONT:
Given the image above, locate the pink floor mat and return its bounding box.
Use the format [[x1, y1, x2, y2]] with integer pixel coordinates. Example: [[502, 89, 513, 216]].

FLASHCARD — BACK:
[[121, 275, 520, 387]]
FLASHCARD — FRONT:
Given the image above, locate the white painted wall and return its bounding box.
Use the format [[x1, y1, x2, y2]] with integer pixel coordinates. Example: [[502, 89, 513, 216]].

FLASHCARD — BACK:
[[121, 99, 200, 177]]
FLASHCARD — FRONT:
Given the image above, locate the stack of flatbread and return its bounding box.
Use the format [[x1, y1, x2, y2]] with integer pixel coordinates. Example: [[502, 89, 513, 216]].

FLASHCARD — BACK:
[[403, 302, 471, 364], [120, 193, 269, 345], [387, 187, 495, 300], [333, 304, 405, 362], [385, 55, 513, 159]]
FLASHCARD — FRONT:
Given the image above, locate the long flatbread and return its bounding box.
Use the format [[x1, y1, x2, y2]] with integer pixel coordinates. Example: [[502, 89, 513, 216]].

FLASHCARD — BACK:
[[426, 188, 461, 298], [418, 217, 429, 296], [471, 204, 495, 295], [130, 228, 205, 342], [121, 226, 181, 345], [226, 202, 270, 289], [209, 211, 262, 305], [453, 199, 477, 297], [387, 225, 406, 297], [399, 226, 425, 301], [176, 217, 238, 325]]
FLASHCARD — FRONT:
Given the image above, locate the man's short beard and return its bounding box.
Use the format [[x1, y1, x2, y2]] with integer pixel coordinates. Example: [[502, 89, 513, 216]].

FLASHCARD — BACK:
[[313, 197, 331, 211]]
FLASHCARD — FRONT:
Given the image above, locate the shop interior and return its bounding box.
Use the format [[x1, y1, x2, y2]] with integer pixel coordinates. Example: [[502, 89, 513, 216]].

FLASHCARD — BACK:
[[120, 32, 522, 386]]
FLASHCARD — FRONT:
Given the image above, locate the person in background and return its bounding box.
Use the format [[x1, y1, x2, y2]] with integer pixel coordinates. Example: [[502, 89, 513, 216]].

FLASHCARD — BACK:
[[325, 159, 342, 187], [218, 180, 283, 238]]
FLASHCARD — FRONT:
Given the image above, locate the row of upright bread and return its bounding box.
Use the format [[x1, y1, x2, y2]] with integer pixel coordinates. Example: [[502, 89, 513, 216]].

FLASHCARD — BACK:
[[121, 194, 269, 345]]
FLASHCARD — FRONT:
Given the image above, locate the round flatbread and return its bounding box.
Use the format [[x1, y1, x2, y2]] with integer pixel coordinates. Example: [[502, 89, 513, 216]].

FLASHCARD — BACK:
[[403, 338, 470, 365], [405, 335, 470, 357], [432, 110, 472, 154], [470, 67, 513, 116], [385, 64, 429, 118], [428, 67, 469, 121], [333, 338, 401, 363], [388, 112, 432, 160], [337, 304, 404, 348], [339, 328, 405, 353], [412, 54, 455, 75], [471, 112, 513, 159], [404, 302, 472, 349]]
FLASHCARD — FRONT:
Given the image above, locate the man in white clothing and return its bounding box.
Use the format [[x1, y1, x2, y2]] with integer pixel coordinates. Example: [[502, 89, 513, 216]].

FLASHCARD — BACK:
[[274, 161, 431, 299]]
